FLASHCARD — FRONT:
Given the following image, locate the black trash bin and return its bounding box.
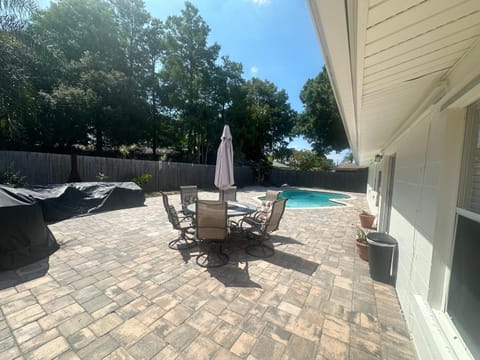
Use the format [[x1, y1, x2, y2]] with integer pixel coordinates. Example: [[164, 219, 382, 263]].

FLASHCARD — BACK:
[[366, 232, 398, 285]]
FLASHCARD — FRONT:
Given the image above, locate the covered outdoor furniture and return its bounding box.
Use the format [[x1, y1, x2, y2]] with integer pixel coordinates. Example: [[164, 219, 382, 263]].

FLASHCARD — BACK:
[[240, 198, 287, 257], [195, 200, 229, 268], [0, 185, 59, 270], [162, 193, 195, 250], [179, 185, 198, 219], [1, 182, 145, 223], [219, 186, 237, 202]]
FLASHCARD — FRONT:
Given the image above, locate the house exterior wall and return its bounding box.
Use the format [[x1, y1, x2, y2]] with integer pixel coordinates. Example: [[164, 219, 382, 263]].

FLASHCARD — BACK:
[[366, 105, 467, 359], [364, 47, 480, 356], [367, 109, 438, 316]]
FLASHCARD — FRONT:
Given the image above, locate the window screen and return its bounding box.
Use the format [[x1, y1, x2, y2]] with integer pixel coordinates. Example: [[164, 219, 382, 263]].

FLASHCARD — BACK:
[[448, 215, 480, 359]]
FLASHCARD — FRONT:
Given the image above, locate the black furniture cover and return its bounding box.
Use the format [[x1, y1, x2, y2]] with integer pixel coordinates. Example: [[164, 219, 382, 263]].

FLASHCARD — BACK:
[[0, 187, 58, 270], [0, 182, 145, 270]]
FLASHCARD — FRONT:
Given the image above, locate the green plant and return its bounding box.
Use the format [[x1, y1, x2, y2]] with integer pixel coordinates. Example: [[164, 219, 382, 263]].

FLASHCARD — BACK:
[[355, 227, 368, 244], [0, 163, 27, 187], [96, 172, 109, 181], [131, 173, 152, 187], [289, 150, 334, 171], [253, 158, 273, 184]]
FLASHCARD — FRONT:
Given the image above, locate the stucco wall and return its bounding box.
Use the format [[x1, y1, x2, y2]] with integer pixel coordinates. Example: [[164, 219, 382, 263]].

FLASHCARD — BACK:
[[366, 104, 472, 358], [366, 108, 453, 327]]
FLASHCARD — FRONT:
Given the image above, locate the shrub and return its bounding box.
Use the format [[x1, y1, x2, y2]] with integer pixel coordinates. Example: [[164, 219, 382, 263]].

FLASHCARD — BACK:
[[96, 172, 109, 181], [131, 173, 152, 187], [0, 163, 27, 187]]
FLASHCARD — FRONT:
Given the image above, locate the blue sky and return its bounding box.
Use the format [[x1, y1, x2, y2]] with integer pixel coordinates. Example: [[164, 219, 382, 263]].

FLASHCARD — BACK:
[[143, 0, 323, 113], [36, 0, 349, 163]]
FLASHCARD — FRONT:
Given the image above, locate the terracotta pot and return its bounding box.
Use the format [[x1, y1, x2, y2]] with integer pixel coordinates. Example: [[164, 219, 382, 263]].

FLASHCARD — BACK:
[[355, 240, 369, 261], [359, 213, 375, 229]]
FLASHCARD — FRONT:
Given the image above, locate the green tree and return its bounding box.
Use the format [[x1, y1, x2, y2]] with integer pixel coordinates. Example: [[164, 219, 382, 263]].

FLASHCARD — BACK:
[[30, 0, 124, 65], [0, 0, 37, 31], [30, 0, 147, 153], [110, 0, 150, 81], [236, 78, 296, 162], [0, 0, 40, 148], [0, 32, 36, 148], [296, 66, 348, 154], [289, 150, 334, 171], [143, 17, 175, 156], [36, 85, 92, 151], [160, 1, 221, 163]]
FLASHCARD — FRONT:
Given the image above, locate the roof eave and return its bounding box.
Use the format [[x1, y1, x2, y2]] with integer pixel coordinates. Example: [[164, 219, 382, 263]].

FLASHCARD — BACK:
[[307, 0, 360, 162]]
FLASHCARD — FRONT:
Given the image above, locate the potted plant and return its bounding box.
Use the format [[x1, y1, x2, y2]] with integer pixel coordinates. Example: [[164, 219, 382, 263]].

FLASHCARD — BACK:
[[355, 228, 369, 261], [359, 210, 375, 229]]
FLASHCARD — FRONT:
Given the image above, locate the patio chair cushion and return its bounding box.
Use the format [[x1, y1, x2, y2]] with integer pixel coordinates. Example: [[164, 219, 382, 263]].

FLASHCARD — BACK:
[[256, 200, 273, 222]]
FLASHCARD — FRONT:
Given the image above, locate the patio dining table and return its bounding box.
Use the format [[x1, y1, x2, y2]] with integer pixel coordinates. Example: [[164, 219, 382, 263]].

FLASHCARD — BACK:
[[187, 200, 256, 218]]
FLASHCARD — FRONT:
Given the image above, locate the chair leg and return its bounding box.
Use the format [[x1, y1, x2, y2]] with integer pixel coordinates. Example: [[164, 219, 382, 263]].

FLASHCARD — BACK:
[[245, 235, 274, 258], [168, 228, 196, 250], [196, 241, 229, 268]]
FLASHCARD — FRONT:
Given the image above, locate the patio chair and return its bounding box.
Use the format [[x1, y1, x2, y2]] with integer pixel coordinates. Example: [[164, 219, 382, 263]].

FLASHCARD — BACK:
[[161, 193, 196, 250], [240, 198, 287, 257], [195, 200, 229, 268], [265, 190, 281, 201], [219, 186, 237, 202], [180, 185, 198, 219]]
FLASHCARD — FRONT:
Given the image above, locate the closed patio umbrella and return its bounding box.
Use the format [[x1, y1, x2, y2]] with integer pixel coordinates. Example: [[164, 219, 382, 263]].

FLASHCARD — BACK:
[[214, 125, 235, 189]]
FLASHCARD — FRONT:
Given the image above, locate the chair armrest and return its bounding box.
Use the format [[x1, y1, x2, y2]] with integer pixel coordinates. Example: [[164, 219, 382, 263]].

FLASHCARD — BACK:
[[239, 216, 263, 231]]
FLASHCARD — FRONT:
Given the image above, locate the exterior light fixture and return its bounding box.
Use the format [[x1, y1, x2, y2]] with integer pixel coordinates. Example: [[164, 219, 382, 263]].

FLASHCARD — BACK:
[[374, 154, 383, 162]]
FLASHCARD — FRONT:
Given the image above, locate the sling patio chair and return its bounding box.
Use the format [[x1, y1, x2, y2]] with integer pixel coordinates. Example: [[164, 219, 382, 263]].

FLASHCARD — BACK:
[[219, 186, 237, 202], [195, 200, 229, 268], [265, 189, 281, 201], [179, 185, 198, 219], [162, 192, 196, 250], [239, 198, 287, 258]]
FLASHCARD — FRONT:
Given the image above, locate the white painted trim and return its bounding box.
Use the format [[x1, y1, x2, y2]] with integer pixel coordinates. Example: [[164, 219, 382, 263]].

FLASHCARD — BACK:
[[435, 311, 475, 360], [455, 207, 480, 223], [307, 0, 358, 161], [441, 75, 480, 110], [412, 295, 473, 360], [349, 0, 368, 139]]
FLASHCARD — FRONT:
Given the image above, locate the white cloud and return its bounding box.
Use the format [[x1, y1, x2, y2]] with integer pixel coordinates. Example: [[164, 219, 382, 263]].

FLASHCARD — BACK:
[[250, 66, 259, 75], [251, 0, 271, 6]]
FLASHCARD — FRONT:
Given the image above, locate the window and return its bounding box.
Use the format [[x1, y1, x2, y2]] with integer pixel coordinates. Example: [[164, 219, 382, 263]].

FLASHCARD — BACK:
[[459, 104, 480, 213], [448, 214, 480, 358], [448, 102, 480, 358]]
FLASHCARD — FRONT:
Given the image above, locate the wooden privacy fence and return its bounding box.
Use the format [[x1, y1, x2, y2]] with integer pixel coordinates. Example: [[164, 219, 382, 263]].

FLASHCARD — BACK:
[[268, 168, 368, 193], [0, 151, 254, 192], [0, 151, 367, 193]]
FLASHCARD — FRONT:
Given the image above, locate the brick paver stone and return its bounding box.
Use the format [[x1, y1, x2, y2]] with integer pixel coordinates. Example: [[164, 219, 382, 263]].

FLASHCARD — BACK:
[[0, 188, 417, 359]]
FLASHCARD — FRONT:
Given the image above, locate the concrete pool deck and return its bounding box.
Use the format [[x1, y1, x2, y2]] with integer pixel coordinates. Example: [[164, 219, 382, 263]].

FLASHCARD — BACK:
[[0, 187, 417, 359]]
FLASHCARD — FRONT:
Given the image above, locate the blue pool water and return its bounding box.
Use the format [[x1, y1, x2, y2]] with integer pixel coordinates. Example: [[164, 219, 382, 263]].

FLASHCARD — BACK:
[[260, 189, 350, 208]]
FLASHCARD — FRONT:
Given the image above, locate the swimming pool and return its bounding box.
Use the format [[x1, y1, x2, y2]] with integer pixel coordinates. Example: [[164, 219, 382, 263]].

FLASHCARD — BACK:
[[260, 189, 350, 208]]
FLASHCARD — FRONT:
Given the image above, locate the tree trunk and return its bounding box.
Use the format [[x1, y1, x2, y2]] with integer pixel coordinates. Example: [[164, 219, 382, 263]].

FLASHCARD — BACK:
[[96, 127, 103, 154]]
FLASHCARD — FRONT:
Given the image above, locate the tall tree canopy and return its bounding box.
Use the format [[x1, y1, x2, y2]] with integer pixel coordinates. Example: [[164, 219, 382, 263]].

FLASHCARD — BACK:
[[160, 1, 222, 163], [296, 66, 348, 154], [234, 78, 295, 162], [0, 0, 37, 31], [1, 0, 297, 165], [0, 0, 39, 149]]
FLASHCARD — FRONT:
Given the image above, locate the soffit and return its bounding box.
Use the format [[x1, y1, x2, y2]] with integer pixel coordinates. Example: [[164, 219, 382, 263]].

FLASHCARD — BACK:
[[308, 0, 480, 165], [357, 0, 480, 164]]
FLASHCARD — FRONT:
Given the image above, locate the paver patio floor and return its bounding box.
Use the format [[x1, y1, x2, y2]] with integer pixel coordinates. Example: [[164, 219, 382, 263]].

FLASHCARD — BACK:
[[0, 187, 417, 359]]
